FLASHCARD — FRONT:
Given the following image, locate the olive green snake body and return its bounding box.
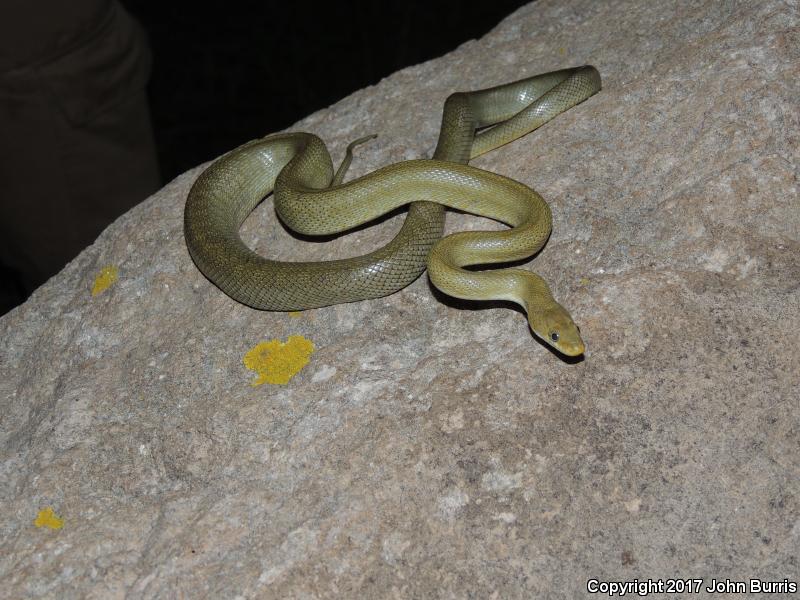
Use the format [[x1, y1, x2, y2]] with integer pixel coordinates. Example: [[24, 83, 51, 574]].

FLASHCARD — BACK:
[[184, 66, 601, 355]]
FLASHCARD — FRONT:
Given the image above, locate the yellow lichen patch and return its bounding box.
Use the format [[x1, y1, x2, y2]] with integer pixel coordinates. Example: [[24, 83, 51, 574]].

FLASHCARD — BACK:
[[243, 335, 315, 386], [34, 507, 64, 529], [287, 311, 303, 318], [579, 277, 590, 286], [91, 265, 119, 296]]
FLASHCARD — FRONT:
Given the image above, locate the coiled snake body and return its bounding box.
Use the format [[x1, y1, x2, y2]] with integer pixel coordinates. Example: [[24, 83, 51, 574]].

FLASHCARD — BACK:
[[184, 66, 600, 356]]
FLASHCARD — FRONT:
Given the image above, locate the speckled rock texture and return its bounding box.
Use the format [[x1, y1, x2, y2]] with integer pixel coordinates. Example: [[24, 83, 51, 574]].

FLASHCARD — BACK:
[[1, 0, 798, 597]]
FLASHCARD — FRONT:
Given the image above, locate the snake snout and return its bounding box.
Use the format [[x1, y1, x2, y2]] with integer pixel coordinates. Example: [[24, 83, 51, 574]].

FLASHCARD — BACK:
[[555, 336, 585, 357]]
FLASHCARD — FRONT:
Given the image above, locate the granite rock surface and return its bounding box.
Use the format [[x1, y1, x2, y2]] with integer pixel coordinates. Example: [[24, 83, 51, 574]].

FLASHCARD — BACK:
[[1, 0, 798, 597]]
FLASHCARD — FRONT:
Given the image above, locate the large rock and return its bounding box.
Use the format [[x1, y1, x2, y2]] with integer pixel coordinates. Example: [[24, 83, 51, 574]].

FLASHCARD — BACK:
[[1, 0, 797, 597]]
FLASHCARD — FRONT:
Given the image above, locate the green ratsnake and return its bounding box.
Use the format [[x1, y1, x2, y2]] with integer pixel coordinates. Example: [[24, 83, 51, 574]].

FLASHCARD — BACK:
[[184, 66, 601, 356]]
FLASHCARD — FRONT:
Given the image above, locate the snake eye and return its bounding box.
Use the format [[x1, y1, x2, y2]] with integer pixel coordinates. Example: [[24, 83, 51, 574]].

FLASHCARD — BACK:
[[550, 332, 559, 342]]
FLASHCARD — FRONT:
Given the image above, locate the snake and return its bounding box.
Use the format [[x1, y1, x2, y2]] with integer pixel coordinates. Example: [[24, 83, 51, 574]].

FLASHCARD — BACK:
[[184, 66, 601, 356]]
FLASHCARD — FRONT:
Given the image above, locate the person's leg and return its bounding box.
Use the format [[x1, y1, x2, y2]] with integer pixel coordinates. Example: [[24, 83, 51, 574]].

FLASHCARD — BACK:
[[0, 1, 160, 311]]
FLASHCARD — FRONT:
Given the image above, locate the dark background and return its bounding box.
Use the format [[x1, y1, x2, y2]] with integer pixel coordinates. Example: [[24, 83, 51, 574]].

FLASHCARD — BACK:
[[124, 0, 531, 182], [1, 0, 531, 315]]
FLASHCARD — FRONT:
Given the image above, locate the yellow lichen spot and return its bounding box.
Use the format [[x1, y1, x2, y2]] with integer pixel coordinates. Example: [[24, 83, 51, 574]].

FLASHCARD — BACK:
[[91, 265, 119, 296], [34, 507, 64, 530], [243, 335, 315, 386], [579, 277, 590, 286], [559, 46, 567, 55], [287, 311, 303, 318]]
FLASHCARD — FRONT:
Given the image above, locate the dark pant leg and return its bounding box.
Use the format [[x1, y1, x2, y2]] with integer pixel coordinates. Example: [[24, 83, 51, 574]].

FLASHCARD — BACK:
[[0, 1, 160, 311]]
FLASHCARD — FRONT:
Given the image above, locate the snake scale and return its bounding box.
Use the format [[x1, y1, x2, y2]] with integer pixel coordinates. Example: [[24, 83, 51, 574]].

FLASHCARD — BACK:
[[184, 66, 601, 356]]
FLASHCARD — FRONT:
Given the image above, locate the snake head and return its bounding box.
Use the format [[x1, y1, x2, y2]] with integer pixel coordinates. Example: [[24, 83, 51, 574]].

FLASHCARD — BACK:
[[528, 304, 585, 357]]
